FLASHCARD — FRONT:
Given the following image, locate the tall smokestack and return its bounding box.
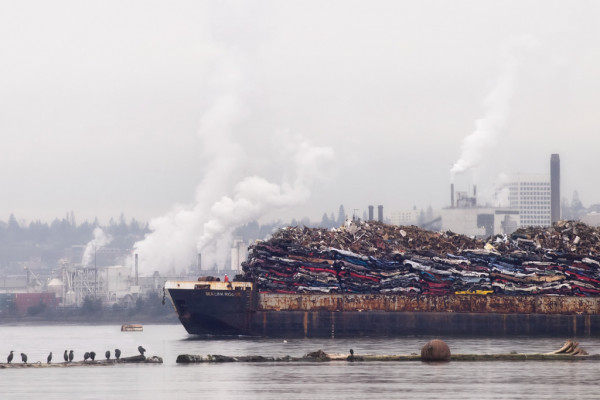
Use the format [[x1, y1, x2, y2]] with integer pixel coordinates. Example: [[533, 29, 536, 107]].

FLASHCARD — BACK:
[[451, 184, 455, 208], [197, 253, 202, 273], [377, 205, 383, 222], [368, 205, 374, 221], [134, 253, 139, 286], [473, 185, 477, 206], [551, 154, 560, 223]]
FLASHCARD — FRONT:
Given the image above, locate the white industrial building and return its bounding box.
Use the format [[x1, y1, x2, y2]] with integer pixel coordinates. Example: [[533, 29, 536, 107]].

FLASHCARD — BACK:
[[389, 210, 420, 226], [230, 238, 248, 272], [505, 173, 552, 227]]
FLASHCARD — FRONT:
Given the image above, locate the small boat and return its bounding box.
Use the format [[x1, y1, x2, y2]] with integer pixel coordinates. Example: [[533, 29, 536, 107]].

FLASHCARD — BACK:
[[121, 324, 143, 332]]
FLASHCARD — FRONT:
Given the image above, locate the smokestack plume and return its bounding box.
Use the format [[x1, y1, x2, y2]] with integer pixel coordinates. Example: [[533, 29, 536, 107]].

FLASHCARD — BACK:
[[377, 205, 383, 222], [368, 205, 374, 221], [551, 154, 560, 223], [135, 253, 139, 286]]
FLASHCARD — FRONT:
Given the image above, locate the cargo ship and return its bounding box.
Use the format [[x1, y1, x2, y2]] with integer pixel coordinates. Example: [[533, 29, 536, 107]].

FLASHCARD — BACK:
[[164, 280, 600, 337], [165, 221, 600, 337]]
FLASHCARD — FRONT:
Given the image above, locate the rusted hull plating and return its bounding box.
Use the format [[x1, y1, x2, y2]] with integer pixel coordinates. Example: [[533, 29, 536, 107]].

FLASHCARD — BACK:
[[167, 288, 600, 337]]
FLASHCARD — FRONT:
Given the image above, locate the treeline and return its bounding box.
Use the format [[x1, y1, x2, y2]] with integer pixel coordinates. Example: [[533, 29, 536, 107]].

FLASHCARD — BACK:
[[0, 213, 149, 270], [1, 205, 350, 271]]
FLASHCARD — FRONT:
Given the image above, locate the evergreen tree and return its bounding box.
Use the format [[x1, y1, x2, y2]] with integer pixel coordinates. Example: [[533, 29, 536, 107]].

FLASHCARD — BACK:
[[320, 213, 330, 227]]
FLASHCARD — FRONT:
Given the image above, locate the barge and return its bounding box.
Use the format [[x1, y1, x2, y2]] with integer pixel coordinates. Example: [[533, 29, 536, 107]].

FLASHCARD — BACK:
[[164, 280, 600, 337]]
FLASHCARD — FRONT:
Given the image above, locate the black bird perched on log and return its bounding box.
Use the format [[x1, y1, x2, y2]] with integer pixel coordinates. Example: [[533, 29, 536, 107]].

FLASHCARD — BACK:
[[115, 349, 121, 360], [21, 353, 27, 363], [84, 352, 90, 361], [90, 351, 96, 361], [47, 352, 52, 364], [7, 350, 14, 364], [348, 349, 355, 362], [105, 350, 110, 360], [63, 350, 68, 362], [68, 350, 74, 363], [138, 346, 146, 356]]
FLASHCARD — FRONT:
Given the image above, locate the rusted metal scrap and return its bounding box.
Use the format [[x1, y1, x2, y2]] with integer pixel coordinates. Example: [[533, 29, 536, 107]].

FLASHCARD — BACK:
[[241, 220, 600, 297]]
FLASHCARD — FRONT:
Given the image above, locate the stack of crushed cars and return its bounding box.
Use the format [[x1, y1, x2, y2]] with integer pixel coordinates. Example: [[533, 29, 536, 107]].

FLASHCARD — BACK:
[[241, 220, 600, 297]]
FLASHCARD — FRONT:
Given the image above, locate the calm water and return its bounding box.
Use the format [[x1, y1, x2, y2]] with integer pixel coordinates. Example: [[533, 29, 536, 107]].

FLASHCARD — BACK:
[[1, 324, 600, 399]]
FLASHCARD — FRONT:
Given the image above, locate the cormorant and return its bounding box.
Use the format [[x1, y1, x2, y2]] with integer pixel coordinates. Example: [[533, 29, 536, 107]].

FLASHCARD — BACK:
[[89, 351, 96, 361], [115, 348, 121, 360], [105, 350, 110, 360], [138, 346, 146, 356], [63, 350, 68, 362], [7, 350, 14, 364], [47, 352, 52, 364], [84, 352, 90, 361], [68, 350, 74, 363], [348, 349, 355, 362], [21, 353, 27, 363]]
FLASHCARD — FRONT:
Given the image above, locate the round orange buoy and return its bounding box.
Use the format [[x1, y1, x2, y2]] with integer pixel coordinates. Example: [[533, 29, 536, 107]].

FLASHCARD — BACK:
[[421, 339, 451, 361]]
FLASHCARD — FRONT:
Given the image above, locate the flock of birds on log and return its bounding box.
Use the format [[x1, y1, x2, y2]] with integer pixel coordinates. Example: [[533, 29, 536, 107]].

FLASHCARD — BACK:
[[6, 346, 147, 364]]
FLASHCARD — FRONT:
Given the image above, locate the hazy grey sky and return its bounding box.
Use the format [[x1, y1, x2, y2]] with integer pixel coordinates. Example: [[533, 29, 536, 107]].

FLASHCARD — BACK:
[[2, 0, 599, 230]]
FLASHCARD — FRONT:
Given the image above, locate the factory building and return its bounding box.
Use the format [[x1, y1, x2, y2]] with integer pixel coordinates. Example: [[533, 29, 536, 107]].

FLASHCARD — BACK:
[[389, 210, 420, 226], [441, 154, 560, 237], [506, 173, 552, 227], [441, 185, 519, 237], [230, 238, 248, 272]]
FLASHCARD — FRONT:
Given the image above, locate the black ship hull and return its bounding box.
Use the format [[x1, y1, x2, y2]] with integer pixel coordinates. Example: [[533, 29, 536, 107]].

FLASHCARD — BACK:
[[166, 285, 600, 337]]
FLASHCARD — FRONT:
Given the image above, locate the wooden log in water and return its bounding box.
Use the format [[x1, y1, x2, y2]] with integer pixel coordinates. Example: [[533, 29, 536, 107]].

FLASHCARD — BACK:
[[175, 352, 600, 363]]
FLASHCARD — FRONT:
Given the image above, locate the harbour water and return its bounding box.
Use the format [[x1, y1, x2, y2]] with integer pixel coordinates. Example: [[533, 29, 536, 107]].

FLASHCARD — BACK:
[[1, 324, 600, 399]]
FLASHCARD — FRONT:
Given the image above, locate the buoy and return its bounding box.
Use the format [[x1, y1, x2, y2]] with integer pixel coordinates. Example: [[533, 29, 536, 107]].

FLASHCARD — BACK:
[[421, 339, 451, 362]]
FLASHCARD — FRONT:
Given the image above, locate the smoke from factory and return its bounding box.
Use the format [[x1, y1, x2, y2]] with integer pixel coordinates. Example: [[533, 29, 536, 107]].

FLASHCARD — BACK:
[[449, 37, 538, 208], [450, 37, 538, 182], [132, 53, 335, 275], [133, 138, 333, 275], [450, 59, 517, 179], [81, 227, 112, 267]]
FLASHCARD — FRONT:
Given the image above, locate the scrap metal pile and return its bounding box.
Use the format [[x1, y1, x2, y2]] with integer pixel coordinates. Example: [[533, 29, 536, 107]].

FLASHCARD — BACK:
[[241, 220, 600, 296]]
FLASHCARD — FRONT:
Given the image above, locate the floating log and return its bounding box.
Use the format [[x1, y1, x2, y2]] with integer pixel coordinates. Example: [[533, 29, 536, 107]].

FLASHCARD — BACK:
[[175, 340, 597, 364], [176, 352, 600, 363]]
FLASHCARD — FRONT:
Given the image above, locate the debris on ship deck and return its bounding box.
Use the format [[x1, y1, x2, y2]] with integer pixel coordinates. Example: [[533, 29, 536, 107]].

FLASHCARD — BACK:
[[241, 220, 600, 297], [176, 339, 596, 363]]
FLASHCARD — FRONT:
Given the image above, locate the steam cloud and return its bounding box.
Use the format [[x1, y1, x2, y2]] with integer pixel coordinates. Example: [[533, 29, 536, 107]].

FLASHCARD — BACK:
[[133, 139, 334, 275], [450, 37, 538, 179], [132, 54, 335, 275], [81, 227, 112, 267], [450, 59, 517, 178]]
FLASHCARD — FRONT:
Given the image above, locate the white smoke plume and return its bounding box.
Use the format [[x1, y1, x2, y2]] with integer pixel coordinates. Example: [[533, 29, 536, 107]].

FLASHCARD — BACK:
[[450, 61, 517, 178], [81, 227, 112, 267], [198, 141, 335, 264], [450, 37, 538, 180], [132, 52, 335, 275], [134, 139, 334, 275]]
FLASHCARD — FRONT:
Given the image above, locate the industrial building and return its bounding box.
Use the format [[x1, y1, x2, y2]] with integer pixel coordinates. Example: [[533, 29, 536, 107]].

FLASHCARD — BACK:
[[506, 174, 552, 227], [441, 154, 560, 237]]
